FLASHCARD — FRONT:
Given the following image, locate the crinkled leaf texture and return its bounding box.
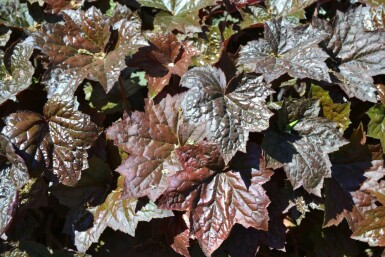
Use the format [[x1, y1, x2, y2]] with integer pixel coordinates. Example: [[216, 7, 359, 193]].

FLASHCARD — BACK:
[[106, 93, 205, 201], [265, 0, 317, 17], [129, 33, 196, 98], [0, 37, 35, 105], [75, 179, 173, 252], [43, 0, 83, 14], [0, 135, 29, 235], [36, 7, 147, 93], [328, 6, 385, 102], [138, 0, 217, 33], [2, 95, 101, 186], [351, 191, 385, 246], [238, 18, 330, 83], [157, 142, 272, 256], [262, 100, 348, 196], [181, 66, 274, 163]]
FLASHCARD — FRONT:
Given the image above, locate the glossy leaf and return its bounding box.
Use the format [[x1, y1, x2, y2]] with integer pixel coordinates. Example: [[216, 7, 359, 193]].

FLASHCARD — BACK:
[[0, 37, 35, 105], [2, 95, 101, 186], [265, 0, 317, 17], [262, 100, 348, 196], [36, 7, 147, 93], [129, 33, 196, 98], [352, 191, 385, 246], [43, 0, 82, 14], [75, 178, 173, 252], [106, 94, 205, 201], [158, 142, 272, 256], [139, 0, 217, 33], [181, 66, 274, 163], [238, 18, 330, 83], [328, 6, 385, 102], [0, 1, 37, 31]]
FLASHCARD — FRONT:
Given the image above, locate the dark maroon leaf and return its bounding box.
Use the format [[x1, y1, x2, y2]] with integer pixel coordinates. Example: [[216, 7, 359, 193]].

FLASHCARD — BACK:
[[2, 95, 101, 186], [238, 18, 330, 83], [74, 178, 173, 252], [181, 66, 274, 163], [128, 33, 196, 98], [0, 135, 28, 235], [35, 7, 147, 93], [158, 142, 272, 256], [328, 6, 385, 102], [262, 100, 348, 196], [43, 0, 82, 14], [0, 37, 35, 105], [106, 93, 205, 201]]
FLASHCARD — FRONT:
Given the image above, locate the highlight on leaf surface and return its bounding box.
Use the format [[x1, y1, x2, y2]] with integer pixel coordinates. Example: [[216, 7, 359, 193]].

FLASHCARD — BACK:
[[180, 66, 274, 163]]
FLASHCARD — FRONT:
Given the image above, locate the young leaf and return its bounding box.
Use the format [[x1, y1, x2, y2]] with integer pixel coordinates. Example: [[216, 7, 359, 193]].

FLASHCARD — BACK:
[[181, 66, 274, 163], [35, 7, 147, 93], [2, 95, 101, 186], [0, 37, 35, 105], [74, 178, 173, 252], [138, 0, 217, 33], [157, 142, 272, 256], [238, 18, 330, 83], [309, 85, 351, 131], [367, 104, 385, 153], [106, 93, 205, 201], [328, 6, 385, 102], [129, 33, 196, 98]]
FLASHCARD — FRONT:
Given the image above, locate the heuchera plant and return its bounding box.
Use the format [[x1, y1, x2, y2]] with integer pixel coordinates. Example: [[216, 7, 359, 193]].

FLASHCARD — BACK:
[[1, 0, 385, 256]]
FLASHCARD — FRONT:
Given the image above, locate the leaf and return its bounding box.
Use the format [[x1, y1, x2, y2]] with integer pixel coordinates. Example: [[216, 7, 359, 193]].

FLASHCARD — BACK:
[[129, 33, 196, 98], [0, 37, 35, 105], [363, 4, 385, 31], [139, 0, 217, 33], [0, 135, 29, 235], [181, 66, 274, 163], [367, 104, 385, 153], [74, 178, 173, 252], [309, 85, 351, 131], [1, 95, 101, 186], [238, 18, 330, 83], [190, 25, 235, 66], [265, 0, 317, 18], [157, 142, 272, 256], [106, 93, 205, 201], [351, 191, 385, 246], [328, 6, 385, 102], [0, 1, 37, 31], [0, 29, 11, 46], [43, 0, 83, 14], [36, 7, 147, 93], [262, 100, 348, 196]]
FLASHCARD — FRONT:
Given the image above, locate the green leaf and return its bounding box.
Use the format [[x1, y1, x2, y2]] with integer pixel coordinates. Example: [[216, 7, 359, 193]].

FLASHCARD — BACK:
[[310, 85, 351, 131], [367, 104, 385, 153]]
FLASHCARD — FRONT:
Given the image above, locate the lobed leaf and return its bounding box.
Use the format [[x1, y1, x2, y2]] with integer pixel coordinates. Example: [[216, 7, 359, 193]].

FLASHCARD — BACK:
[[238, 18, 330, 83], [2, 95, 101, 186], [181, 66, 274, 163]]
